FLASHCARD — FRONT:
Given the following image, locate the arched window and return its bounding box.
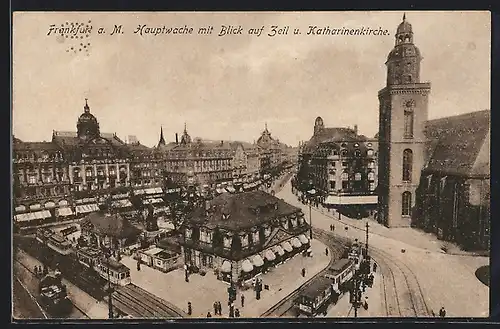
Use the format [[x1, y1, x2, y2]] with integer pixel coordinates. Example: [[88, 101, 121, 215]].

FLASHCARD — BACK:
[[402, 192, 412, 216], [404, 109, 414, 138], [354, 173, 362, 181], [402, 149, 413, 182], [341, 172, 349, 181], [340, 149, 348, 157], [368, 172, 375, 181], [367, 149, 374, 157]]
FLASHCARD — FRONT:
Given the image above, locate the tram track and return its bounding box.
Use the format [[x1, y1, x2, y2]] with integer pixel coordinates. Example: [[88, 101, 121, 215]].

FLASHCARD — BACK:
[[260, 229, 346, 317], [111, 284, 186, 318]]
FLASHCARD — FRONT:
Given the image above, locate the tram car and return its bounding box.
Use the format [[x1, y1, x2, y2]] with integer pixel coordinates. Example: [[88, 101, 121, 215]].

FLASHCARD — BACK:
[[324, 258, 355, 294], [76, 247, 131, 286], [296, 276, 335, 317], [94, 257, 131, 286], [46, 233, 74, 256], [38, 272, 72, 315], [36, 228, 54, 244], [348, 242, 364, 270]]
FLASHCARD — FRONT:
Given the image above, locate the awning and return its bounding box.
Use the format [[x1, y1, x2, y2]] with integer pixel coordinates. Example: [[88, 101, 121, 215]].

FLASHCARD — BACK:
[[14, 213, 32, 222], [281, 241, 293, 252], [135, 189, 146, 195], [324, 195, 378, 205], [114, 199, 133, 208], [242, 259, 254, 273], [252, 255, 264, 267], [220, 261, 231, 273], [57, 207, 73, 217], [145, 188, 156, 194], [154, 187, 163, 194], [272, 245, 285, 256], [308, 189, 316, 194], [264, 249, 276, 261], [76, 203, 99, 214], [227, 186, 236, 193], [298, 234, 309, 245], [18, 210, 52, 222], [291, 238, 302, 248]]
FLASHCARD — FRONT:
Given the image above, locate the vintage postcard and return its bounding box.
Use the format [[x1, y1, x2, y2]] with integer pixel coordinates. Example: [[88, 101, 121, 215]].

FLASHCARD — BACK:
[[12, 11, 490, 320]]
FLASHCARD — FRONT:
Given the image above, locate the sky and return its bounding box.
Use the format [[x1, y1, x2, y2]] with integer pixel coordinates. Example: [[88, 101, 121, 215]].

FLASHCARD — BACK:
[[12, 11, 491, 147]]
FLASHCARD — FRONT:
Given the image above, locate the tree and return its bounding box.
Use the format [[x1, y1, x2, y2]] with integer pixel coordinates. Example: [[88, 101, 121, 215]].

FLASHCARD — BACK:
[[129, 191, 145, 219]]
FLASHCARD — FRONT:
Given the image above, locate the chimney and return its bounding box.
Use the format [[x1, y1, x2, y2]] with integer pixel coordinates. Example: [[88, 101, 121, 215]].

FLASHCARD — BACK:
[[175, 133, 179, 144], [354, 124, 358, 135]]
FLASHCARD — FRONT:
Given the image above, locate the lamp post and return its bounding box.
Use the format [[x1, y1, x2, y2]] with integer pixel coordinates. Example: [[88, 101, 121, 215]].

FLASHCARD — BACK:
[[103, 248, 114, 319], [308, 189, 316, 240]]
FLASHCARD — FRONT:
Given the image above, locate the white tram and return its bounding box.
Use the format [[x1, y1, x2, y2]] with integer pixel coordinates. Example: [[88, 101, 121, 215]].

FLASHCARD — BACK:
[[324, 258, 355, 293], [76, 247, 131, 286], [46, 233, 74, 256], [348, 242, 364, 270]]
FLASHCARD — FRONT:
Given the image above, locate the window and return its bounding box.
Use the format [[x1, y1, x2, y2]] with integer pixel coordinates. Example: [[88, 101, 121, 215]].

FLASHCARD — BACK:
[[354, 173, 362, 181], [404, 109, 414, 138], [29, 175, 36, 184], [340, 150, 348, 157], [330, 181, 336, 189], [368, 172, 375, 181], [240, 234, 249, 248], [402, 191, 412, 216], [342, 162, 348, 167], [223, 236, 232, 248], [368, 161, 375, 169], [252, 231, 260, 244], [402, 149, 413, 182], [354, 150, 361, 157], [367, 149, 374, 157], [342, 181, 349, 189], [369, 182, 376, 191], [341, 172, 349, 181]]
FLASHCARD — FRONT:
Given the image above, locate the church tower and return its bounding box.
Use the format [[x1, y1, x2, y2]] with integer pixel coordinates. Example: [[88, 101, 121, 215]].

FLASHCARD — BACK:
[[377, 14, 431, 227]]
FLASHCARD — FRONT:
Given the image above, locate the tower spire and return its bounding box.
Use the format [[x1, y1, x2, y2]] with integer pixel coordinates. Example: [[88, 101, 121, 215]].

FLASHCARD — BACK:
[[158, 126, 166, 147], [84, 98, 90, 113], [184, 122, 187, 133], [403, 12, 406, 21]]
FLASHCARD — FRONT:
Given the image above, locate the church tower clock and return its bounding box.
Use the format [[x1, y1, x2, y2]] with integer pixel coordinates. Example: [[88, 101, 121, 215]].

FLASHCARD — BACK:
[[377, 14, 431, 227]]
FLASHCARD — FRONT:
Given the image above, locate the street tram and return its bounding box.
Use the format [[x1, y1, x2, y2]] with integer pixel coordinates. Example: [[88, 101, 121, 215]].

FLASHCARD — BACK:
[[76, 247, 131, 286], [296, 276, 334, 317], [348, 241, 364, 270], [324, 258, 355, 294]]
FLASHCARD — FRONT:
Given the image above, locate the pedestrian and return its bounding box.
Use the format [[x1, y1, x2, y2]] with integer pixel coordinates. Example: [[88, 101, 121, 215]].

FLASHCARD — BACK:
[[332, 224, 335, 232], [373, 262, 377, 273], [364, 301, 369, 310], [137, 260, 141, 271], [325, 248, 329, 256], [241, 294, 245, 307], [301, 268, 306, 277], [213, 301, 218, 315], [187, 302, 192, 316], [218, 301, 222, 315], [235, 308, 240, 317], [439, 307, 446, 318], [206, 312, 212, 318]]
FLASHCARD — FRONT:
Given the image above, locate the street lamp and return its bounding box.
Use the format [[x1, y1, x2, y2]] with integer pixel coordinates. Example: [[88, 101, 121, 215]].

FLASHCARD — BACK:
[[308, 189, 316, 240], [102, 247, 114, 319]]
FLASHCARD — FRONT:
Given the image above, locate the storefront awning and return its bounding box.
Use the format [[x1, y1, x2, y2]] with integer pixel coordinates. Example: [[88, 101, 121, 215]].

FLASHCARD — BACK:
[[324, 195, 378, 205], [134, 189, 146, 195], [272, 245, 285, 256], [242, 259, 254, 273], [264, 249, 276, 261], [291, 237, 302, 248], [298, 234, 309, 245], [281, 241, 293, 252], [16, 210, 52, 222], [226, 186, 236, 193], [76, 203, 99, 214], [220, 260, 231, 273], [252, 255, 264, 267], [57, 207, 74, 217]]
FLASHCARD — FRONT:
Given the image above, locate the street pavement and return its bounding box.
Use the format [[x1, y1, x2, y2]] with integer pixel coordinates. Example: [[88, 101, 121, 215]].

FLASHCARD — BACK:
[[277, 181, 489, 318], [121, 238, 331, 318], [12, 274, 47, 320], [14, 248, 108, 319]]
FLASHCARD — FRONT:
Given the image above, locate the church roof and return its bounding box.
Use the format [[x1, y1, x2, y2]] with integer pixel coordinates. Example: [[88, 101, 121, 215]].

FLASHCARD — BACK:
[[186, 190, 300, 231], [424, 110, 490, 177], [80, 212, 141, 239]]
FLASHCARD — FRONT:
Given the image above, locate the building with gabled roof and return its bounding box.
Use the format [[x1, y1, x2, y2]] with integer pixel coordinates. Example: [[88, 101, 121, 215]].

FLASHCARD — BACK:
[[414, 109, 490, 250], [179, 190, 311, 283]]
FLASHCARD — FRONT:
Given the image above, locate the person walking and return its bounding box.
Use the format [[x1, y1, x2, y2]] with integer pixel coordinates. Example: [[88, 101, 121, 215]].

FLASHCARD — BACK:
[[325, 248, 329, 256], [207, 312, 212, 318], [235, 308, 241, 317], [301, 268, 306, 277], [213, 301, 218, 316], [439, 307, 446, 318], [187, 302, 192, 316], [218, 301, 223, 315], [241, 294, 245, 308]]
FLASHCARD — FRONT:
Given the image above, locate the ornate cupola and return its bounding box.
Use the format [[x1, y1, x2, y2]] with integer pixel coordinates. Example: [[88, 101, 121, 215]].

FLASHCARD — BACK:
[[77, 99, 100, 140], [386, 14, 422, 86]]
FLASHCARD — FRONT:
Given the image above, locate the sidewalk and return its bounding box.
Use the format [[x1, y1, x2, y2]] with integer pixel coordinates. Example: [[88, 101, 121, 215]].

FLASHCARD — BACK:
[[121, 238, 331, 318], [279, 181, 487, 256], [15, 248, 109, 319]]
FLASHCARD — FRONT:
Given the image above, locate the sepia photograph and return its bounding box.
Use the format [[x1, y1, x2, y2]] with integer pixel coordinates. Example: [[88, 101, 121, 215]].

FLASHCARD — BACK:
[[12, 11, 490, 320]]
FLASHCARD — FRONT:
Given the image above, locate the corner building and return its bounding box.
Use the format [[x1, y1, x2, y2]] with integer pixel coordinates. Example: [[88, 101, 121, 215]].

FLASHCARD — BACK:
[[377, 15, 431, 227]]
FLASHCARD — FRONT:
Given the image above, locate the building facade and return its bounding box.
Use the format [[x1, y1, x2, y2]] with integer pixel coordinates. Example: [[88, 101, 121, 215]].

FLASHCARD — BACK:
[[377, 15, 431, 227], [179, 191, 311, 284], [297, 117, 378, 210], [414, 110, 490, 250]]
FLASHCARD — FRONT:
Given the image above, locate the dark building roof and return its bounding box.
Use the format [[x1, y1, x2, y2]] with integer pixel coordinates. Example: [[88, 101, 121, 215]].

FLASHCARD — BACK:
[[187, 190, 301, 231], [13, 141, 61, 153], [304, 127, 360, 153], [424, 110, 490, 176], [80, 212, 141, 239]]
